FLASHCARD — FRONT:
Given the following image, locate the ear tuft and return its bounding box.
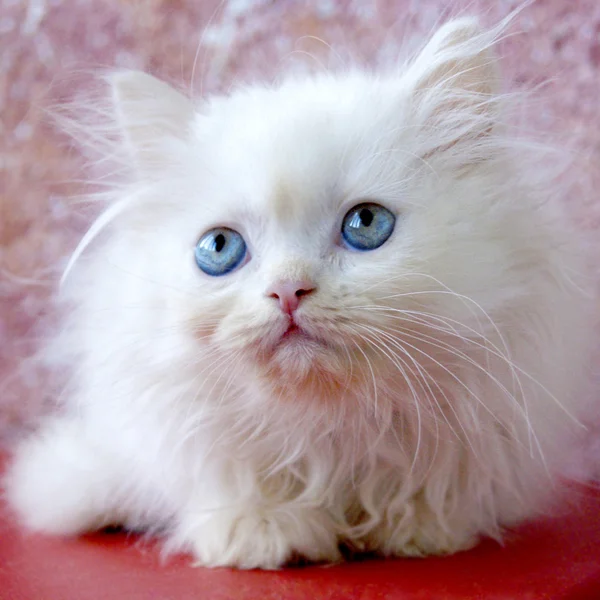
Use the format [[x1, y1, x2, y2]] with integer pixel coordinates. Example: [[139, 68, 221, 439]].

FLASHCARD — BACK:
[[411, 17, 500, 97], [407, 18, 503, 160], [109, 70, 194, 170]]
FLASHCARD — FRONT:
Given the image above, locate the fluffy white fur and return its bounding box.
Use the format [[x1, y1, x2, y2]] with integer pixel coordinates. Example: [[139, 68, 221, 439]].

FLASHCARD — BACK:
[[5, 17, 595, 569]]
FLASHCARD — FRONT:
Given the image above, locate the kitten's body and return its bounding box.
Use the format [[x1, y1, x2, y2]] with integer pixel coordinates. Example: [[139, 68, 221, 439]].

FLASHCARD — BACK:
[[5, 18, 594, 569]]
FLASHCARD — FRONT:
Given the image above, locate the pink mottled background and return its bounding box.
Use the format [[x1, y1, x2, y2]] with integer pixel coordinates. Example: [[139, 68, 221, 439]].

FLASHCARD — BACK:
[[1, 1, 599, 460]]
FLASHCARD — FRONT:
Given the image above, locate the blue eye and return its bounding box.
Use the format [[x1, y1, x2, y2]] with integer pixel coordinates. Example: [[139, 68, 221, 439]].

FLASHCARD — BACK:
[[194, 227, 247, 276], [342, 203, 396, 251]]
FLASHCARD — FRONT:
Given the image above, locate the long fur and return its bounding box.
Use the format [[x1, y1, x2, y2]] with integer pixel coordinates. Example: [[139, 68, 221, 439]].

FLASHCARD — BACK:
[[4, 15, 595, 569]]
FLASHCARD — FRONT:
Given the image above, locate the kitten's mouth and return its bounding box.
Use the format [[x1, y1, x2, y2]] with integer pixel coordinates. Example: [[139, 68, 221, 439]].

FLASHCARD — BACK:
[[260, 319, 345, 378], [279, 323, 316, 346], [268, 318, 334, 355], [277, 321, 327, 348], [282, 324, 304, 339], [268, 320, 342, 356]]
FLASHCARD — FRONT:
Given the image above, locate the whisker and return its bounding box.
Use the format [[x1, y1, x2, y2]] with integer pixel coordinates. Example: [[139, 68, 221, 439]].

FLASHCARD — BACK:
[[351, 325, 425, 478], [355, 323, 483, 468], [385, 323, 540, 459], [355, 304, 581, 427]]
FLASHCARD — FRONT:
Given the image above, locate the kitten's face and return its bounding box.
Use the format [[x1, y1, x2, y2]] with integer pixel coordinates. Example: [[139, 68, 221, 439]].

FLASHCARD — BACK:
[[167, 78, 424, 383], [111, 22, 506, 393], [151, 84, 491, 387]]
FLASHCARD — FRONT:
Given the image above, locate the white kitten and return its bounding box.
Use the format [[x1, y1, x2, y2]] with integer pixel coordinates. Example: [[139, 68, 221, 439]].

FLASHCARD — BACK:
[[5, 18, 594, 569]]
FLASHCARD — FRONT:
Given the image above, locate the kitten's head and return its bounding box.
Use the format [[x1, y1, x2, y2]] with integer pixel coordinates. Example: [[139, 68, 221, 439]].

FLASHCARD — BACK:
[[100, 19, 516, 403]]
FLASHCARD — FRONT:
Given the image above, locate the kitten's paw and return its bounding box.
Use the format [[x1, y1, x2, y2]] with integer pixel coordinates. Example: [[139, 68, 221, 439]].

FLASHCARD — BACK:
[[363, 503, 479, 557], [379, 524, 478, 557], [174, 506, 340, 569], [4, 419, 122, 535]]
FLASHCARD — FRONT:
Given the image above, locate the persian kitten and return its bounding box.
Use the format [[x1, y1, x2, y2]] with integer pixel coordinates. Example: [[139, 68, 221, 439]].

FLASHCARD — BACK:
[[5, 17, 594, 569]]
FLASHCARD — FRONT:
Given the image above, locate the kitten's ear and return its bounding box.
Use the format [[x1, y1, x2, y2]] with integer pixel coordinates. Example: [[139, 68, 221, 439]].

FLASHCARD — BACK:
[[411, 18, 499, 97], [408, 18, 501, 155], [109, 70, 194, 171]]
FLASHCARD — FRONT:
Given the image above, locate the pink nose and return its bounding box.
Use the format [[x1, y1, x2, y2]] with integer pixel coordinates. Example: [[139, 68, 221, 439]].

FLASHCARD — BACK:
[[267, 280, 316, 315]]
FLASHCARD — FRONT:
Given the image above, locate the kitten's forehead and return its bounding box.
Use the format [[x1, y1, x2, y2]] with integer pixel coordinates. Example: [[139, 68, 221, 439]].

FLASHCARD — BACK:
[[265, 126, 341, 226], [204, 75, 406, 225], [258, 101, 348, 223]]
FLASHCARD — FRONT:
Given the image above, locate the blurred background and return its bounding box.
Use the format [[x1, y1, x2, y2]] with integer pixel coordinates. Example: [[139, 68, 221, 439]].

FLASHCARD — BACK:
[[1, 0, 599, 459]]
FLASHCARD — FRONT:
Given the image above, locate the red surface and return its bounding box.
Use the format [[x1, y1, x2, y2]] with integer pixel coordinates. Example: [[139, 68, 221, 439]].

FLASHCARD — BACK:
[[2, 469, 600, 600]]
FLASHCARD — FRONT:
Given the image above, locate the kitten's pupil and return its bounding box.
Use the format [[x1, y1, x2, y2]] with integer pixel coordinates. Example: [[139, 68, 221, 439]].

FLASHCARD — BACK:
[[360, 208, 373, 227], [215, 233, 226, 253]]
